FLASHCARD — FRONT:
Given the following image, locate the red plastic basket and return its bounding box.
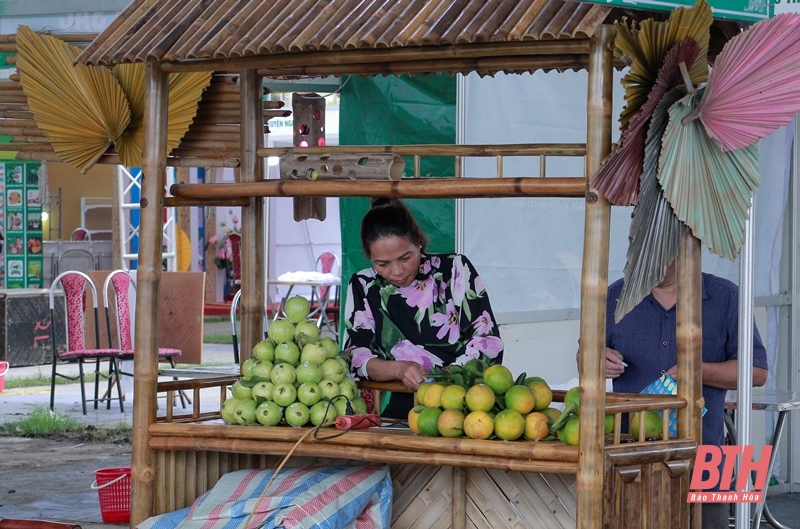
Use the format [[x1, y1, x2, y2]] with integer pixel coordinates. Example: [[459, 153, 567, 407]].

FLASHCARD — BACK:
[[91, 467, 131, 523]]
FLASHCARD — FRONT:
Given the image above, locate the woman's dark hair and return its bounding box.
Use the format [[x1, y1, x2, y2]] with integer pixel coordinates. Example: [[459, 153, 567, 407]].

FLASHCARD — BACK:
[[361, 198, 428, 257]]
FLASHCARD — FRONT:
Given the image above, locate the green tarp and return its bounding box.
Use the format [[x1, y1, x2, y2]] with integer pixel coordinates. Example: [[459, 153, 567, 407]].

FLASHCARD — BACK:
[[338, 75, 457, 336]]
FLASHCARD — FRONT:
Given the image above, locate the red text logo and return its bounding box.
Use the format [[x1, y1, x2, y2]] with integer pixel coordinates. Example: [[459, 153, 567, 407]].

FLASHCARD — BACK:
[[687, 445, 772, 503]]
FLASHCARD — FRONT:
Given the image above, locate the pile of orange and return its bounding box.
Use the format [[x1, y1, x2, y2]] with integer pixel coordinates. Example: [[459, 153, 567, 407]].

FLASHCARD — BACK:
[[408, 362, 561, 442]]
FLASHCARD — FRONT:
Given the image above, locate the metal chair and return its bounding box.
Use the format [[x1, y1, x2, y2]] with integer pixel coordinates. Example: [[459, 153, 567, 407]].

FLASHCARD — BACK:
[[48, 270, 125, 415], [310, 251, 341, 334], [102, 269, 187, 408]]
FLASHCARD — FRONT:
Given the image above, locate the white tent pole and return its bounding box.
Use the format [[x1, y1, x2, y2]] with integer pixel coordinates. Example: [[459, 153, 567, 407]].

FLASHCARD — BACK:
[[790, 115, 799, 492], [455, 73, 467, 254], [736, 198, 756, 529]]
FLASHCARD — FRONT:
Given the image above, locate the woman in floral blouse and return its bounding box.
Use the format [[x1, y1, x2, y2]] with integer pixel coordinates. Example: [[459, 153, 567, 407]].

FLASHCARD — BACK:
[[344, 198, 504, 417]]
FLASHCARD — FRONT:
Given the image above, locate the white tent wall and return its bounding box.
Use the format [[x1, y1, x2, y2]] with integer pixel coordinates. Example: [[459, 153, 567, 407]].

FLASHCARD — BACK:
[[458, 72, 794, 481], [265, 162, 342, 305]]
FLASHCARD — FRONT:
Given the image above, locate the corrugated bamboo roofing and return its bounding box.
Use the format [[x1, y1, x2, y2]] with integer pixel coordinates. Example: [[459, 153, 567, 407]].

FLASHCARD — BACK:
[[76, 0, 615, 75]]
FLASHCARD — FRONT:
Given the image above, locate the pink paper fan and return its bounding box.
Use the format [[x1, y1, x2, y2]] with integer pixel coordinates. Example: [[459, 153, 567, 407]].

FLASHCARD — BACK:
[[696, 14, 800, 151]]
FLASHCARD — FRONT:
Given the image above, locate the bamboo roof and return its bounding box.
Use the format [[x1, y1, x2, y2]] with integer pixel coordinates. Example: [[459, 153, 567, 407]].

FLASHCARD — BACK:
[[76, 0, 615, 75]]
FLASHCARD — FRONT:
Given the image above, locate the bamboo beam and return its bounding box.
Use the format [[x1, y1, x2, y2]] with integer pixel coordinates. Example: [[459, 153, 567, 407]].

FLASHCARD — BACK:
[[164, 196, 250, 207], [131, 59, 169, 527], [175, 138, 242, 150], [254, 55, 588, 77], [576, 25, 614, 529], [169, 177, 587, 199], [0, 103, 29, 111], [259, 143, 586, 158], [239, 68, 265, 361], [161, 40, 591, 73], [676, 233, 703, 529], [148, 436, 579, 474], [10, 150, 240, 167], [148, 423, 580, 462]]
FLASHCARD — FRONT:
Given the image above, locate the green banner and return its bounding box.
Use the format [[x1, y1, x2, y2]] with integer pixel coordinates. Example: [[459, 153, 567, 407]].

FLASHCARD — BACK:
[[578, 0, 768, 21], [338, 74, 458, 337]]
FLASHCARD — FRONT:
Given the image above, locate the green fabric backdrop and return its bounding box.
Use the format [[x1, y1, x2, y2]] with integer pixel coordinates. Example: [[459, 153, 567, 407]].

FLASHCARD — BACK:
[[338, 75, 458, 337]]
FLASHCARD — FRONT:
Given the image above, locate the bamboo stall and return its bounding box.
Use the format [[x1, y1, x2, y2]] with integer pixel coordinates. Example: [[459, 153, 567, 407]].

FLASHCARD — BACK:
[[3, 0, 748, 527]]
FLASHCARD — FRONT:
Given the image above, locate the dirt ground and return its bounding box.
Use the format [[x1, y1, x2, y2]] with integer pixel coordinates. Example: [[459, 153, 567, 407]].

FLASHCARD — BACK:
[[0, 436, 132, 527]]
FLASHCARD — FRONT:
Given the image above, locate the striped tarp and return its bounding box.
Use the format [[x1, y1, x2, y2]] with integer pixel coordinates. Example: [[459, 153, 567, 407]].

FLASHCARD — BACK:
[[137, 465, 392, 529]]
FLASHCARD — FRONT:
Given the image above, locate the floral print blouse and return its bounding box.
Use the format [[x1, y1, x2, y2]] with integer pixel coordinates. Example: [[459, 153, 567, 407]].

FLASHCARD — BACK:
[[344, 253, 504, 377]]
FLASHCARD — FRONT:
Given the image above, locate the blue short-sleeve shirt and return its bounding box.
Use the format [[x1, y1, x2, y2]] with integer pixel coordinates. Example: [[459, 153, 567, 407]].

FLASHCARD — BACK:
[[607, 273, 768, 447]]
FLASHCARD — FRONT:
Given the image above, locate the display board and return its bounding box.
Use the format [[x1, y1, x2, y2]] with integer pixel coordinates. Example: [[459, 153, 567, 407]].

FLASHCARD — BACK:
[[1, 162, 43, 288], [578, 0, 768, 21]]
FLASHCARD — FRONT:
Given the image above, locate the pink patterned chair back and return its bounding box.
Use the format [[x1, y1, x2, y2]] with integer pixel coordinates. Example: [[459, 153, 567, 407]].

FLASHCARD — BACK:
[[105, 270, 134, 350], [316, 252, 339, 301], [50, 271, 97, 352]]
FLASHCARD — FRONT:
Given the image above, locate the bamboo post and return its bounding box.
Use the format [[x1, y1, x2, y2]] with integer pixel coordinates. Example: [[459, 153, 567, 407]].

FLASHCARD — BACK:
[[576, 25, 614, 529], [131, 59, 169, 526], [239, 68, 265, 360], [676, 232, 703, 529], [452, 466, 467, 529]]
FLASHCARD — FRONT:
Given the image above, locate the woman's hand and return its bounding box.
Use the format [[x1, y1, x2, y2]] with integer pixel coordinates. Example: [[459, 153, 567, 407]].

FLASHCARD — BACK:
[[364, 358, 428, 390], [393, 361, 427, 390]]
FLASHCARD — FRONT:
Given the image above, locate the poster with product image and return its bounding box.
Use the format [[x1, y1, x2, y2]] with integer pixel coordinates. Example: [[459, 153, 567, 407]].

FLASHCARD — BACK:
[[2, 162, 41, 288]]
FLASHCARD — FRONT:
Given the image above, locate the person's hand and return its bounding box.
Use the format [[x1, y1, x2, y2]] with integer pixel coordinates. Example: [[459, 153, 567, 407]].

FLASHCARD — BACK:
[[665, 365, 678, 378], [394, 361, 427, 390], [605, 348, 626, 379]]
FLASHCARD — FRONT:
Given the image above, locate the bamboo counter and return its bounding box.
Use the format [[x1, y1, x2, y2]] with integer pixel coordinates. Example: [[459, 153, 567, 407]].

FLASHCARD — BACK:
[[151, 378, 698, 529]]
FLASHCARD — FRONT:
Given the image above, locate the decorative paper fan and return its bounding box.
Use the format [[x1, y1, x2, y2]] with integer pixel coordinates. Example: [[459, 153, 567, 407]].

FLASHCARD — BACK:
[[112, 63, 145, 168], [16, 25, 130, 173], [688, 13, 800, 152], [614, 0, 711, 132], [17, 27, 211, 171], [166, 71, 214, 154], [592, 38, 701, 205], [615, 87, 688, 322], [658, 91, 760, 261], [113, 66, 212, 168]]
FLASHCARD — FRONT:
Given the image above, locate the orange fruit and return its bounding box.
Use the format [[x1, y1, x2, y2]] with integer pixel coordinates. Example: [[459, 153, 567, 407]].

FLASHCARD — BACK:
[[440, 384, 467, 410], [408, 405, 426, 435], [524, 412, 550, 441], [541, 407, 562, 426], [483, 365, 515, 395], [465, 384, 496, 413], [416, 382, 433, 405], [503, 385, 535, 415], [493, 409, 525, 441], [417, 407, 443, 437], [422, 383, 447, 408], [463, 411, 494, 440], [630, 411, 662, 440], [437, 409, 466, 438], [557, 415, 580, 446], [564, 386, 581, 411], [527, 380, 553, 411]]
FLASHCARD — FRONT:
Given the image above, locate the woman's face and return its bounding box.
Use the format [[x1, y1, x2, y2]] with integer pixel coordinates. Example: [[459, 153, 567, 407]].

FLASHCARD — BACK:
[[369, 236, 421, 288]]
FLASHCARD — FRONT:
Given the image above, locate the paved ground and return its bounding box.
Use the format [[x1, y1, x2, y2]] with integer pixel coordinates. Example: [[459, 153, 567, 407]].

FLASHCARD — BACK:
[[2, 324, 800, 528]]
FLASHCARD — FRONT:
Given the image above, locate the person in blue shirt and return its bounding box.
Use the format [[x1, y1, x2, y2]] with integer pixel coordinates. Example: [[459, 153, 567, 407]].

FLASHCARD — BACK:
[[604, 260, 768, 529]]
